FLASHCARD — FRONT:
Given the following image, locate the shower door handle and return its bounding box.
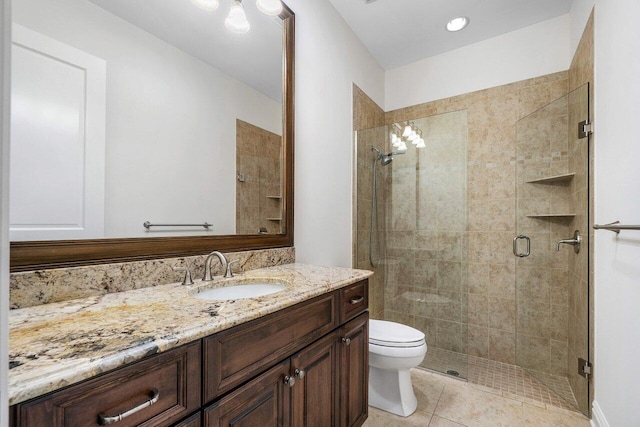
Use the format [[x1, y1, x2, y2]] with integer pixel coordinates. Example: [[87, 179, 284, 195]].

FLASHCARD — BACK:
[[513, 235, 530, 257]]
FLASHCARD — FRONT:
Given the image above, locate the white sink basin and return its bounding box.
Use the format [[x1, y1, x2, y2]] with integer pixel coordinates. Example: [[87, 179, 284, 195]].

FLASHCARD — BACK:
[[192, 282, 287, 301]]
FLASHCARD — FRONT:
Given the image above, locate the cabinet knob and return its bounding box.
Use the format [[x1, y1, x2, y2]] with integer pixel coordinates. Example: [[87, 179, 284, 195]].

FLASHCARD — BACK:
[[342, 337, 351, 345], [283, 375, 296, 387], [294, 369, 305, 379]]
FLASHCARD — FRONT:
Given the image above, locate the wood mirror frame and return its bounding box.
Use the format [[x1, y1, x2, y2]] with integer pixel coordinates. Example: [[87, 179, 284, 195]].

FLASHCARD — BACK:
[[10, 6, 294, 272]]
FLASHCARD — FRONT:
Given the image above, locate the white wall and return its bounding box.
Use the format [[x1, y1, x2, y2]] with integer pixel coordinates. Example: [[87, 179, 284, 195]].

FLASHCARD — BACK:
[[285, 0, 384, 267], [13, 0, 282, 238], [0, 0, 9, 423], [569, 0, 596, 58], [385, 14, 571, 111], [589, 1, 640, 426]]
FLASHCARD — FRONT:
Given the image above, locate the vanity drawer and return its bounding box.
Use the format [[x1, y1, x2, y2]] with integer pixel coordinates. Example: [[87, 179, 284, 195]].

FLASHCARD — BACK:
[[339, 280, 369, 322], [13, 341, 201, 427], [203, 292, 338, 402]]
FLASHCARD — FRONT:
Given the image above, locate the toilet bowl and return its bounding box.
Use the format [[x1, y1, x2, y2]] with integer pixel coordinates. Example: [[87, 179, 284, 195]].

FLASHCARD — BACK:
[[368, 319, 427, 417]]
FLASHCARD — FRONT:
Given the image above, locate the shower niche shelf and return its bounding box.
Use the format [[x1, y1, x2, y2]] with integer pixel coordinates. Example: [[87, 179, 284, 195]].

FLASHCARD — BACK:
[[526, 173, 575, 185], [267, 218, 282, 221], [526, 214, 575, 218], [266, 195, 282, 199]]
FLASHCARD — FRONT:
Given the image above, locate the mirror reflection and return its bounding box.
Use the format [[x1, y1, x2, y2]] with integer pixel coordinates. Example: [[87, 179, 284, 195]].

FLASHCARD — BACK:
[[10, 0, 285, 241]]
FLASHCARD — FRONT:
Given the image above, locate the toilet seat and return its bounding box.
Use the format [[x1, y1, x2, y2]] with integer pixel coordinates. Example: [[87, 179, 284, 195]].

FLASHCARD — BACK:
[[369, 319, 425, 348]]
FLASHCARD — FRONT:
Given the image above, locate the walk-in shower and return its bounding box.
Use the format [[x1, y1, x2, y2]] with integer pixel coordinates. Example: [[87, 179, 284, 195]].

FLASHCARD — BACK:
[[355, 84, 591, 416]]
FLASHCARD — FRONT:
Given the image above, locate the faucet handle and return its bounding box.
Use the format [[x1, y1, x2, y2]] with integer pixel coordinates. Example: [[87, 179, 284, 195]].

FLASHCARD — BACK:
[[224, 259, 240, 278], [173, 261, 194, 286]]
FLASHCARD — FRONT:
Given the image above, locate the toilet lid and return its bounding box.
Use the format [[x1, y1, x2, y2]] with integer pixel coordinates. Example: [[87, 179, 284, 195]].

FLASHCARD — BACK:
[[369, 319, 426, 348]]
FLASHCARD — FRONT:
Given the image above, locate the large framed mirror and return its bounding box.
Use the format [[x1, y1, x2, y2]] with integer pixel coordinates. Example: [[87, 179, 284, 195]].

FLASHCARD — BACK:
[[9, 0, 294, 271]]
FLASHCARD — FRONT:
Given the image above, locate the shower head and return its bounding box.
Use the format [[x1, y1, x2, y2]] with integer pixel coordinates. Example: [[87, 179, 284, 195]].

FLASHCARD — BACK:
[[380, 155, 393, 166], [371, 147, 405, 166]]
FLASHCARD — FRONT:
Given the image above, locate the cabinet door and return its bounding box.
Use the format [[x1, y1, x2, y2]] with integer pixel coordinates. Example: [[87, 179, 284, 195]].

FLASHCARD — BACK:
[[339, 312, 369, 427], [290, 332, 340, 427], [204, 360, 291, 427]]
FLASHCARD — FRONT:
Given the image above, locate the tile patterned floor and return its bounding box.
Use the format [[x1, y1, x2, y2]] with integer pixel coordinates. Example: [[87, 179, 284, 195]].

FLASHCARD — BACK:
[[363, 369, 591, 427], [421, 347, 579, 412]]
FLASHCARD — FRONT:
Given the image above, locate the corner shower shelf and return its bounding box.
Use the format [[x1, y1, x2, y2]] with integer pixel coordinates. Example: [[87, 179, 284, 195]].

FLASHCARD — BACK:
[[526, 214, 576, 218], [266, 195, 282, 199], [267, 218, 283, 221], [526, 173, 575, 185]]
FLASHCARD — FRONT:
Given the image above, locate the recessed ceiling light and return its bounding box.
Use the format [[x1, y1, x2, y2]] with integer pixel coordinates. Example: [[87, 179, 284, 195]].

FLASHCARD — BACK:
[[446, 17, 470, 32]]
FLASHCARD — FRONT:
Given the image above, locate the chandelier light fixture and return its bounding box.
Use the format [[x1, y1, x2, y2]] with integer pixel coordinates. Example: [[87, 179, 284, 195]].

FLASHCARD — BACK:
[[391, 122, 425, 152], [191, 0, 283, 33], [225, 0, 251, 33], [191, 0, 220, 12]]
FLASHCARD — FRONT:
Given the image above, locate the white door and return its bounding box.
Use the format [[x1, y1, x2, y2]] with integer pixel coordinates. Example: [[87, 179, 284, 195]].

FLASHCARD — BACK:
[[10, 24, 106, 241]]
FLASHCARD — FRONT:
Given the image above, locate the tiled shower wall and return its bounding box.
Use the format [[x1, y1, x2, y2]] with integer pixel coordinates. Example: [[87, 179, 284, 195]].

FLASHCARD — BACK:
[[385, 72, 569, 364], [236, 119, 283, 235], [515, 93, 572, 378], [353, 85, 386, 319], [567, 10, 595, 415]]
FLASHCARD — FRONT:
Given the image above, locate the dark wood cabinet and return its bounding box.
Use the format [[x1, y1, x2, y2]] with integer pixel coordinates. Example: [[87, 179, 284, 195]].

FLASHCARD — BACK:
[[203, 292, 338, 403], [204, 313, 369, 427], [12, 341, 201, 427], [339, 313, 369, 427], [291, 332, 341, 426], [203, 360, 292, 427], [11, 280, 369, 427]]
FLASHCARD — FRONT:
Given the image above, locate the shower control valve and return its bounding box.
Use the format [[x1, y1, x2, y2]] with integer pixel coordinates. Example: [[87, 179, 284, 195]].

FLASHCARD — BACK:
[[556, 230, 582, 254]]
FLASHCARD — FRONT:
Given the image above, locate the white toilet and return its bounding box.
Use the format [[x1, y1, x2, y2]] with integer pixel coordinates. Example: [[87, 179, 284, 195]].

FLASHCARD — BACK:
[[368, 319, 427, 417]]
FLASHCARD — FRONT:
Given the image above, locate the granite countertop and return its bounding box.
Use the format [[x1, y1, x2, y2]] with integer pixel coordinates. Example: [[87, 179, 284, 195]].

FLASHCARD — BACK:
[[8, 263, 373, 406]]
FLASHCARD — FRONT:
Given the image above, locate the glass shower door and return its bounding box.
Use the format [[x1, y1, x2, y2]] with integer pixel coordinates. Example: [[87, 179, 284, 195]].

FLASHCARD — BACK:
[[354, 110, 470, 379], [514, 84, 590, 415]]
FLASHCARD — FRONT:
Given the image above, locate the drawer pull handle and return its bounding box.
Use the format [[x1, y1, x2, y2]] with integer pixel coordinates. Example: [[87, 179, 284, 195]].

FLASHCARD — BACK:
[[342, 337, 351, 345], [349, 296, 364, 305], [98, 388, 160, 425]]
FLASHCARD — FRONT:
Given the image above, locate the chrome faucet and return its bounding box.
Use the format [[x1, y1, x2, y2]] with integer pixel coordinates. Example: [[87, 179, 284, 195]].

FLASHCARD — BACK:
[[203, 251, 227, 281], [203, 251, 239, 280]]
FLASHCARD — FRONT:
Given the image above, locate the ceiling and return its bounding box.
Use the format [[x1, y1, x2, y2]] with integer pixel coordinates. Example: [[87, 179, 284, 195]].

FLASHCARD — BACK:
[[88, 0, 284, 101], [328, 0, 573, 70]]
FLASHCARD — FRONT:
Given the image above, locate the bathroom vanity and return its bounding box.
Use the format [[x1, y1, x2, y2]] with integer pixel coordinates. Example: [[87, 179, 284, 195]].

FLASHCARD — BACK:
[[8, 265, 370, 427]]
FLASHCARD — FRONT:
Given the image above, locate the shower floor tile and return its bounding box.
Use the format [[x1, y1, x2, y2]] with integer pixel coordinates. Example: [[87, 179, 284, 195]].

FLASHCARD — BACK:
[[421, 347, 580, 412]]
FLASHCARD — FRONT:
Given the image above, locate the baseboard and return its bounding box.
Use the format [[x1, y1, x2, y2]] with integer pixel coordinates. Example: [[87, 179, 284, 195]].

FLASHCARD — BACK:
[[591, 401, 609, 427]]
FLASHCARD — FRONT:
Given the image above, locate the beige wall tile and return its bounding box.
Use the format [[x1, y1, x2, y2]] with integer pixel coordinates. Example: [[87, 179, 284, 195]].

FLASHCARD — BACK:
[[488, 297, 516, 332], [517, 334, 550, 372], [488, 263, 516, 300], [489, 329, 516, 364], [467, 325, 489, 357]]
